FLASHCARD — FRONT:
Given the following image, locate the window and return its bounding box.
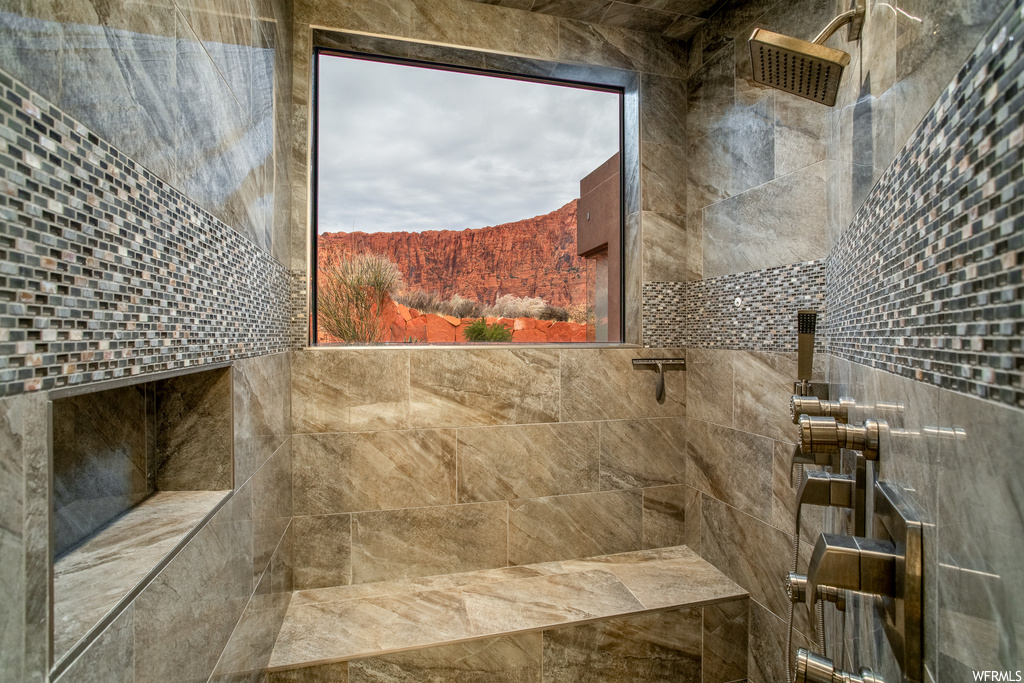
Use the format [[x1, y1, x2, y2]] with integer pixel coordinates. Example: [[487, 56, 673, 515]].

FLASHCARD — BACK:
[[312, 51, 623, 344]]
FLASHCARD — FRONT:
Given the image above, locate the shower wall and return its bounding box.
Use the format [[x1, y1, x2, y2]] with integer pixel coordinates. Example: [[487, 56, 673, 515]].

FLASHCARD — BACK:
[[290, 347, 688, 588], [665, 0, 1022, 681], [285, 0, 698, 589], [0, 0, 297, 680]]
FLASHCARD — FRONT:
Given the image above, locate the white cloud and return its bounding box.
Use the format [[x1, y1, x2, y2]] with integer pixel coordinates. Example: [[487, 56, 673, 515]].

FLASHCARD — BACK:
[[316, 54, 620, 234]]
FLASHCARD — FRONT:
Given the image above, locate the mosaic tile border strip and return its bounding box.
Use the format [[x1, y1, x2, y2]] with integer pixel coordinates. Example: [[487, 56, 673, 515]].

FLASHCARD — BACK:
[[825, 0, 1024, 409], [0, 69, 293, 397], [643, 260, 827, 350], [289, 269, 309, 348]]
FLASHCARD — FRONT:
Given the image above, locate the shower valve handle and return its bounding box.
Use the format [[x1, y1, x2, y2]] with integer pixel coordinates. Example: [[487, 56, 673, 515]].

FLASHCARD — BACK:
[[791, 396, 854, 424], [798, 416, 881, 461]]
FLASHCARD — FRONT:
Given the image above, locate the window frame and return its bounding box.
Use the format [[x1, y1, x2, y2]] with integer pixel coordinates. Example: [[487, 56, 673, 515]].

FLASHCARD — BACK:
[[309, 40, 633, 347]]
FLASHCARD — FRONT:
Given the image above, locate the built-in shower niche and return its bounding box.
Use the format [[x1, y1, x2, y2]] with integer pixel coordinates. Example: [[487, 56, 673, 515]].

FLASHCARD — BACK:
[[51, 365, 233, 668]]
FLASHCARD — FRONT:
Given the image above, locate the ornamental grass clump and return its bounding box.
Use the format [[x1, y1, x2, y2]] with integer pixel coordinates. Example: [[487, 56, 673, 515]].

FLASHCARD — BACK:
[[462, 317, 513, 342], [318, 252, 402, 343]]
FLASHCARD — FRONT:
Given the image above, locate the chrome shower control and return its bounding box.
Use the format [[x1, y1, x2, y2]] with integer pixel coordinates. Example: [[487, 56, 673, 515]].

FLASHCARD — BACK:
[[798, 416, 881, 461], [786, 572, 808, 603], [798, 470, 855, 509], [796, 649, 885, 683], [788, 573, 847, 610], [791, 396, 854, 424]]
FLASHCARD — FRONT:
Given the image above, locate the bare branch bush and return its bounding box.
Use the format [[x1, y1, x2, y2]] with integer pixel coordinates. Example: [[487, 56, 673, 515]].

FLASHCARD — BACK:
[[318, 252, 403, 343]]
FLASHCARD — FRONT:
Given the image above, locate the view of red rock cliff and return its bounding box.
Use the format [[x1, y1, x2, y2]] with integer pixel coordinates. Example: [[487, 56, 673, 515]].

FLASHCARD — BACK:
[[317, 199, 585, 308]]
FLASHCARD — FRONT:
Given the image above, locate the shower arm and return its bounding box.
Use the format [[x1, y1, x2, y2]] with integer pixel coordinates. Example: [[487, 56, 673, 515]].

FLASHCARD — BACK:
[[812, 0, 866, 44]]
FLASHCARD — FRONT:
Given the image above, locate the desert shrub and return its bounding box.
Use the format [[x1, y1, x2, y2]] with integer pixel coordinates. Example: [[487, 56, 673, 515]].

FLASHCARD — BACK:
[[394, 291, 483, 319], [565, 303, 592, 325], [445, 294, 482, 319], [483, 294, 547, 319], [463, 318, 513, 342], [538, 304, 569, 322], [393, 290, 441, 313], [318, 252, 402, 343]]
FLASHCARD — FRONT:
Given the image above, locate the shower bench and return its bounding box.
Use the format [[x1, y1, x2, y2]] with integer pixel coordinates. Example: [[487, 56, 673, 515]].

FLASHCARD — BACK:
[[265, 544, 749, 681]]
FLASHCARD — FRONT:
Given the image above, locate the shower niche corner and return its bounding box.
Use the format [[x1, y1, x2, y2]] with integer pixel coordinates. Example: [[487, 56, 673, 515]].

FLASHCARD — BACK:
[[50, 364, 234, 671]]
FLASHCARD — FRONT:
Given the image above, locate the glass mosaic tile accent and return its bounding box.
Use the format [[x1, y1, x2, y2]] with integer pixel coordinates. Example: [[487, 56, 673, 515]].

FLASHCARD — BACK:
[[0, 69, 292, 398], [826, 0, 1024, 409], [643, 260, 827, 350]]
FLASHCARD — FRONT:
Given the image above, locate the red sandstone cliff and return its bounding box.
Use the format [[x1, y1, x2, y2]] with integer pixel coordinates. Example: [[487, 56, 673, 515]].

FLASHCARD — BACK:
[[317, 199, 585, 308]]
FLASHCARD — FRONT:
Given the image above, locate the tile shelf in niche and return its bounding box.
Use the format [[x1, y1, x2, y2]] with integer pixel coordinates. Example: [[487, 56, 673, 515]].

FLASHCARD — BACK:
[[49, 363, 235, 676], [53, 490, 232, 668]]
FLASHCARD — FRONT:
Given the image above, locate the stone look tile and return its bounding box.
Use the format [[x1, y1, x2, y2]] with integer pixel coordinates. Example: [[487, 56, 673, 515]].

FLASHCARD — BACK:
[[685, 349, 733, 427], [0, 395, 36, 683], [291, 565, 546, 607], [703, 599, 748, 683], [410, 0, 559, 59], [733, 351, 798, 443], [269, 662, 349, 682], [555, 19, 689, 79], [293, 429, 456, 515], [457, 423, 599, 502], [683, 485, 702, 553], [155, 367, 233, 491], [642, 484, 689, 549], [691, 96, 775, 202], [640, 72, 687, 147], [351, 502, 507, 583], [606, 554, 746, 609], [703, 161, 827, 278], [624, 211, 643, 344], [56, 0, 178, 184], [52, 385, 150, 558], [542, 607, 702, 682], [600, 418, 686, 490], [640, 141, 687, 214], [700, 496, 796, 625], [747, 598, 813, 683], [774, 92, 827, 177], [295, 0, 412, 36], [252, 439, 293, 585], [349, 633, 542, 682], [53, 490, 230, 660], [560, 349, 686, 422], [687, 43, 734, 141], [642, 211, 690, 283], [234, 353, 290, 485], [292, 349, 411, 434], [682, 412, 775, 529], [292, 514, 351, 591], [938, 389, 1024, 673], [212, 565, 286, 680], [274, 588, 474, 666], [53, 605, 134, 683], [508, 490, 642, 565], [462, 569, 645, 634], [133, 488, 254, 683], [269, 547, 746, 672], [409, 349, 559, 428]]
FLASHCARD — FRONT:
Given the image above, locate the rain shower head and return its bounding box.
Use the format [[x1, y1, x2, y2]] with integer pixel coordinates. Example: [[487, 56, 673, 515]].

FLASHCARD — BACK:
[[748, 0, 865, 107]]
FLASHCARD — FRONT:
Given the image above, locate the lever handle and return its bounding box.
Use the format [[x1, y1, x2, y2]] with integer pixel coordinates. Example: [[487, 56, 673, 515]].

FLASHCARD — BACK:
[[806, 533, 897, 609]]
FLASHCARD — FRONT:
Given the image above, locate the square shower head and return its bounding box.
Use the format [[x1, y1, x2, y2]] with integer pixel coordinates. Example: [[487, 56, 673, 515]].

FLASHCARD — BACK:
[[749, 28, 851, 106]]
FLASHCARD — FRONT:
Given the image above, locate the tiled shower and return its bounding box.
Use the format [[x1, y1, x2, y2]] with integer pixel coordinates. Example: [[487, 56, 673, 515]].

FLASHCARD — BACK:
[[1, 0, 1021, 681]]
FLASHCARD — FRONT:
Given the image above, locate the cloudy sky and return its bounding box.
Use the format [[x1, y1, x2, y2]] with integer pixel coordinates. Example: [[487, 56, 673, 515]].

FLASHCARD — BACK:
[[317, 54, 620, 234]]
